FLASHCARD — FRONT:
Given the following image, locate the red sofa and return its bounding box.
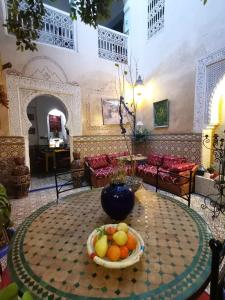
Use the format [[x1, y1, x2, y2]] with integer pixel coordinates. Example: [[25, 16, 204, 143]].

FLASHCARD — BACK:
[[136, 153, 198, 205], [85, 152, 132, 188]]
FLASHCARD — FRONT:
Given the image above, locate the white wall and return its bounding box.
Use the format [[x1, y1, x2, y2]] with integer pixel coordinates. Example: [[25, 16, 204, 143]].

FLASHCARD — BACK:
[[125, 0, 225, 133], [0, 1, 120, 135], [27, 95, 68, 146]]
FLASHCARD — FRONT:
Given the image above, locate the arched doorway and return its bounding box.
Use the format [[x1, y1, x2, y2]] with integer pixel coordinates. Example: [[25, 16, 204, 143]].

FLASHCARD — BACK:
[[201, 75, 225, 168], [27, 95, 71, 178], [6, 73, 82, 168]]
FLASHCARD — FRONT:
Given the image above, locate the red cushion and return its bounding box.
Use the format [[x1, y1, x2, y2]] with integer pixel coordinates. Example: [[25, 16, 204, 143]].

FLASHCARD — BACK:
[[196, 291, 209, 300], [137, 164, 147, 174], [159, 169, 179, 183], [169, 163, 195, 173], [93, 166, 114, 178], [107, 152, 125, 166], [0, 267, 12, 289], [162, 155, 186, 169], [87, 155, 109, 169], [142, 165, 158, 176], [147, 154, 163, 166]]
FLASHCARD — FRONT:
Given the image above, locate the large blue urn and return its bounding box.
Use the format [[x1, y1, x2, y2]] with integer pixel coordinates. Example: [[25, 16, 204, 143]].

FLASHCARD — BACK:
[[101, 183, 134, 220]]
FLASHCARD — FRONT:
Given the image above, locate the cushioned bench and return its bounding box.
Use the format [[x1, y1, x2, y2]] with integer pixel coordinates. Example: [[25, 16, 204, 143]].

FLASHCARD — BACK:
[[85, 152, 132, 188], [136, 153, 198, 205]]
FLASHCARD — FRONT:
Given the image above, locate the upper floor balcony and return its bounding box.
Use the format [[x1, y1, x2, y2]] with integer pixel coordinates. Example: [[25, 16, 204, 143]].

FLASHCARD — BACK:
[[4, 2, 128, 64]]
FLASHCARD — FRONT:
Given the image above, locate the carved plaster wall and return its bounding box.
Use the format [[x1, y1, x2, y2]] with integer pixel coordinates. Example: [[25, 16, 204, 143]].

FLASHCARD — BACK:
[[6, 74, 81, 166], [194, 47, 225, 132]]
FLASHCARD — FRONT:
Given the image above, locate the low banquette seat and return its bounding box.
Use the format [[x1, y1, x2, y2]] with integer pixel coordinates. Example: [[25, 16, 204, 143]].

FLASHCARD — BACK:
[[136, 153, 198, 202]]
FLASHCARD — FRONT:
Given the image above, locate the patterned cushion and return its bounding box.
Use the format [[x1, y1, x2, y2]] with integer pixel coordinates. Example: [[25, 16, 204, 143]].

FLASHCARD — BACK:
[[107, 152, 126, 167], [87, 155, 109, 169], [93, 166, 114, 178], [169, 163, 195, 173], [136, 164, 147, 174], [159, 171, 179, 184], [147, 154, 163, 166], [142, 165, 158, 177], [162, 155, 186, 169]]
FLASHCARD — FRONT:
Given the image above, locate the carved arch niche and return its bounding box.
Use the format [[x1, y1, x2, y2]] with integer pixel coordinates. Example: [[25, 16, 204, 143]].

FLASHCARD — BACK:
[[194, 47, 225, 167], [6, 58, 81, 166]]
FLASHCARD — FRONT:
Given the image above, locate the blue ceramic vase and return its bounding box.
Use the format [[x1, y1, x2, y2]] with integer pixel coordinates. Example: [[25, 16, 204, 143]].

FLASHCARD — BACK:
[[101, 183, 134, 220]]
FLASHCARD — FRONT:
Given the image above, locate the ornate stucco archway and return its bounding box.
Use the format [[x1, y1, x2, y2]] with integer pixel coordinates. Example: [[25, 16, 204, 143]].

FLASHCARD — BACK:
[[6, 74, 81, 167], [194, 47, 225, 167]]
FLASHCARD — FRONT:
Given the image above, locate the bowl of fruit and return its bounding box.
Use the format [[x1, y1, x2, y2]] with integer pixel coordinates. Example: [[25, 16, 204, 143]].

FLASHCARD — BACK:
[[87, 222, 144, 269]]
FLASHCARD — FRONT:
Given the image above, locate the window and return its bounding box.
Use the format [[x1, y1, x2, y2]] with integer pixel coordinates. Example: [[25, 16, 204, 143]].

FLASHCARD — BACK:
[[148, 0, 165, 39]]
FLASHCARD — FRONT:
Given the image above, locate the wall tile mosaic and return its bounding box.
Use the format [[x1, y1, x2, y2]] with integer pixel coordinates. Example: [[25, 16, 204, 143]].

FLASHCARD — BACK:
[[73, 135, 132, 158], [134, 133, 202, 164], [0, 136, 25, 158]]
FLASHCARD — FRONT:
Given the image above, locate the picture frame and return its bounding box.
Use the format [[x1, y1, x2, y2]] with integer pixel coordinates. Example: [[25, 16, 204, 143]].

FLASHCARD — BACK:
[[101, 99, 128, 125], [153, 99, 169, 128]]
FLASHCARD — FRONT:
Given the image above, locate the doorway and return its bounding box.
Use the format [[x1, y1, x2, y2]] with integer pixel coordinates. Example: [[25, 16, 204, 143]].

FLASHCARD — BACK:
[[27, 94, 71, 190]]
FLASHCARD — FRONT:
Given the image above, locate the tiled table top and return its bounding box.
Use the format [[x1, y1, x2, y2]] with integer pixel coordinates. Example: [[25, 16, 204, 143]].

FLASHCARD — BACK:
[[8, 189, 212, 300]]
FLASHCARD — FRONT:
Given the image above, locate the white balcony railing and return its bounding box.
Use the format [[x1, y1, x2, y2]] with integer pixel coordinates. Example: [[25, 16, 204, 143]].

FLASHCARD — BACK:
[[7, 2, 74, 50], [98, 25, 128, 64], [38, 5, 74, 50]]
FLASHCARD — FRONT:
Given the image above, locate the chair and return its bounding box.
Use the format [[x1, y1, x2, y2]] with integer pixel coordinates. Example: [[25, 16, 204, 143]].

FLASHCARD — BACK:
[[196, 238, 225, 300]]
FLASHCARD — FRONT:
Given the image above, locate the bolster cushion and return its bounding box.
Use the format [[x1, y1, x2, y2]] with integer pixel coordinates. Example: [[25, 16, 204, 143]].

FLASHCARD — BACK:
[[87, 155, 109, 169], [169, 163, 196, 173]]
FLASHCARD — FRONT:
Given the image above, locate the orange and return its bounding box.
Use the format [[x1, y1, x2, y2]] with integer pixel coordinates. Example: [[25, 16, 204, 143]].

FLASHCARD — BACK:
[[125, 233, 137, 250], [106, 245, 121, 261], [120, 245, 129, 259], [107, 234, 113, 241], [105, 227, 117, 235]]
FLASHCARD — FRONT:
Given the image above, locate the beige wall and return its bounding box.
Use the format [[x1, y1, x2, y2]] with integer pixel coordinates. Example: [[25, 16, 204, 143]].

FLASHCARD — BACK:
[[126, 0, 225, 134]]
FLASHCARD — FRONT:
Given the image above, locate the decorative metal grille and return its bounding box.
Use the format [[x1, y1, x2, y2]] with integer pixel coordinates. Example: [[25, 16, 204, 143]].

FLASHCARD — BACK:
[[8, 2, 74, 50], [39, 5, 74, 50], [98, 25, 128, 64], [148, 0, 165, 39]]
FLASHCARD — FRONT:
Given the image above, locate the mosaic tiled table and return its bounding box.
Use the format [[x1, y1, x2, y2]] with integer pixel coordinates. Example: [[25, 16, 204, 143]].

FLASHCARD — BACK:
[[8, 189, 212, 300]]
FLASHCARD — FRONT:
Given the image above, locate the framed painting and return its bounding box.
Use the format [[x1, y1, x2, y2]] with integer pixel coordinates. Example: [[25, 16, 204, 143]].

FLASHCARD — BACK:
[[102, 99, 128, 125], [153, 99, 169, 128]]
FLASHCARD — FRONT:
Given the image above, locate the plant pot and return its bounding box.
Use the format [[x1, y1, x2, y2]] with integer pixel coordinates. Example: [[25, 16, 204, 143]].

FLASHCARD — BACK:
[[101, 183, 134, 220]]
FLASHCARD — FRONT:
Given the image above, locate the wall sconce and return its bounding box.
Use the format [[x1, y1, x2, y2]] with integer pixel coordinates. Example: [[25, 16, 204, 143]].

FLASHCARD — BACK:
[[134, 75, 144, 96]]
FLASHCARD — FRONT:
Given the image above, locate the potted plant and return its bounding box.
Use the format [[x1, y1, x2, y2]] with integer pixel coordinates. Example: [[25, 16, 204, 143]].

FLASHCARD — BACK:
[[0, 184, 14, 258], [133, 128, 150, 144]]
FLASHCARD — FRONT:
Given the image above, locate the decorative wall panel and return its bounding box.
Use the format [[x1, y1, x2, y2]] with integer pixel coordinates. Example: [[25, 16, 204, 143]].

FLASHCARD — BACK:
[[134, 133, 202, 164], [73, 135, 132, 159], [148, 0, 165, 39], [0, 136, 25, 158], [194, 47, 225, 132]]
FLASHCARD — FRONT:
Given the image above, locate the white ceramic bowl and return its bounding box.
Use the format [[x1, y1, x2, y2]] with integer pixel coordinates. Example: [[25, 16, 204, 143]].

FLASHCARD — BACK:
[[87, 224, 145, 269]]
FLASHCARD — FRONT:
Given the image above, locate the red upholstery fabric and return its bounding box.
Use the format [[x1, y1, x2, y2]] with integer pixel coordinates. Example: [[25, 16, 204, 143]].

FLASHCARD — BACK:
[[195, 291, 209, 300], [159, 169, 180, 183], [147, 154, 163, 166], [93, 166, 114, 178], [0, 267, 12, 289], [162, 155, 186, 169], [87, 155, 109, 169], [136, 164, 147, 174], [107, 152, 126, 167], [169, 162, 195, 173], [142, 165, 158, 177]]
